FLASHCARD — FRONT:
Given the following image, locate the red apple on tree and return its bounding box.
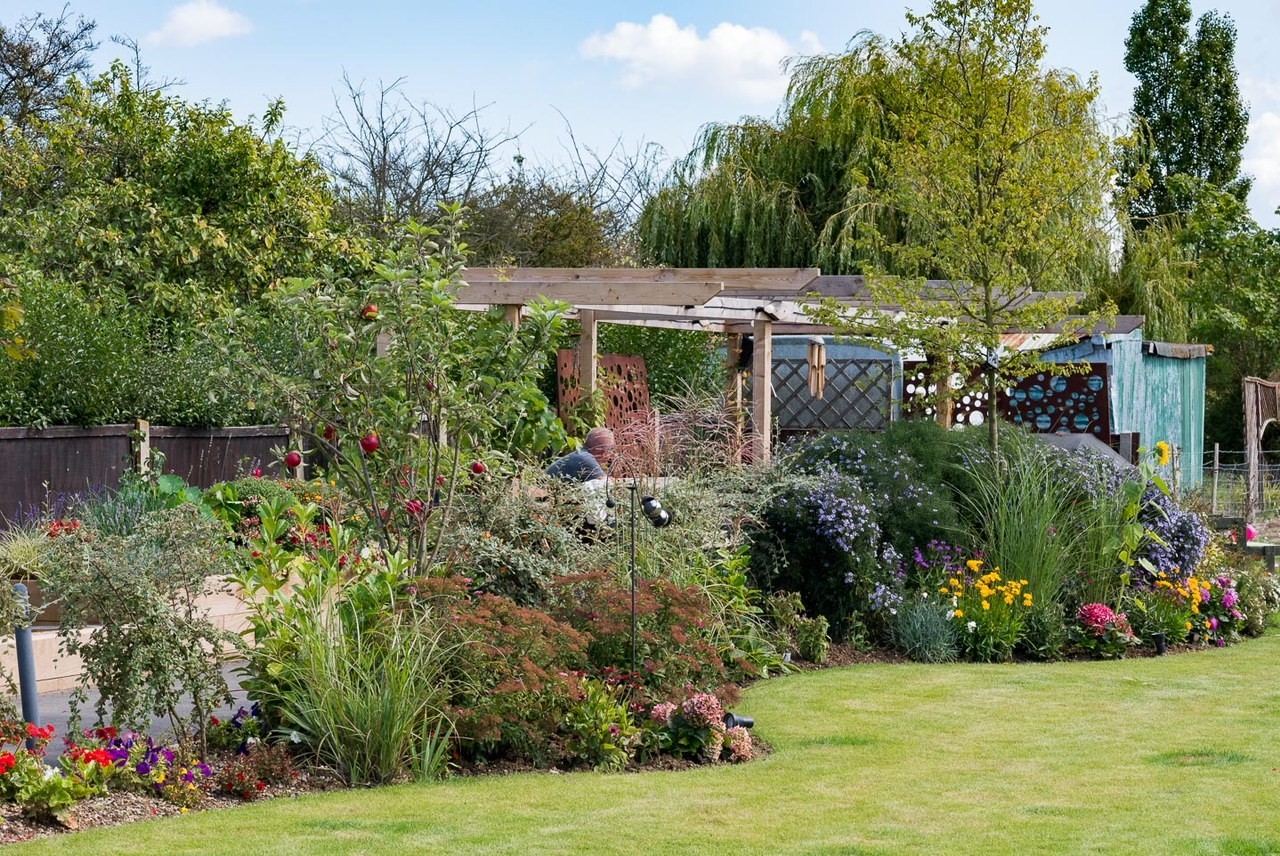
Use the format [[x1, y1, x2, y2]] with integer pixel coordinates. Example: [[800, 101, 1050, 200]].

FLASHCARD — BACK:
[[470, 460, 488, 475], [361, 303, 379, 320], [322, 424, 337, 443], [360, 432, 380, 454], [284, 450, 303, 469]]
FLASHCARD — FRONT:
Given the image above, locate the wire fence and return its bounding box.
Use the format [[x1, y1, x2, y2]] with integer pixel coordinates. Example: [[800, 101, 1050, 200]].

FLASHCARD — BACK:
[[1191, 448, 1280, 518]]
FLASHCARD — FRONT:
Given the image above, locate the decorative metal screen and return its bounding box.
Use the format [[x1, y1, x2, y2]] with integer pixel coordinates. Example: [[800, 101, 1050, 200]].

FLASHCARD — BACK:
[[772, 358, 894, 431], [901, 360, 1111, 440]]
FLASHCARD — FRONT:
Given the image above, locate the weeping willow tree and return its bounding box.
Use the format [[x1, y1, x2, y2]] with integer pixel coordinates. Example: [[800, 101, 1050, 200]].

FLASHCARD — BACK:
[[637, 33, 915, 275]]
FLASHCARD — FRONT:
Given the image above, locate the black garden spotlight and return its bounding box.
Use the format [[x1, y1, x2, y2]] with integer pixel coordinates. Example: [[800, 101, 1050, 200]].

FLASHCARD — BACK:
[[627, 482, 674, 674]]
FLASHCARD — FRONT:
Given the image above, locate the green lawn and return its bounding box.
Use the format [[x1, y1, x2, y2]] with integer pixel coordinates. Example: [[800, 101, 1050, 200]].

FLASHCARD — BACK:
[[16, 632, 1280, 855]]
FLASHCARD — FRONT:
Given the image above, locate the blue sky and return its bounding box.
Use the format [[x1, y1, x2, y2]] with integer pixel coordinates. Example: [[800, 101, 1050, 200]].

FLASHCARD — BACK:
[[12, 1, 1280, 228]]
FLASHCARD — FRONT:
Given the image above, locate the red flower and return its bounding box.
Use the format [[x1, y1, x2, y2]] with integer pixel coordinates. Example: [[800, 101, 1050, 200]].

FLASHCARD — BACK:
[[0, 752, 16, 775], [25, 723, 54, 741]]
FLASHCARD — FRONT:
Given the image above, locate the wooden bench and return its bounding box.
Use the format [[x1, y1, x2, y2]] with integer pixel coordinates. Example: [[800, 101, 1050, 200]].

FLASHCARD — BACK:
[[1244, 542, 1280, 574]]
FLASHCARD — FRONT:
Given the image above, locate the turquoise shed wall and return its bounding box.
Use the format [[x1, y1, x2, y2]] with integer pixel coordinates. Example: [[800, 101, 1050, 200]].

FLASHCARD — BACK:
[[1107, 332, 1205, 487]]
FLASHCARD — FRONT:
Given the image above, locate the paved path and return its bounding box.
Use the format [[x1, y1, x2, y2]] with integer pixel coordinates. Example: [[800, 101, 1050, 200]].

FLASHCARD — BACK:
[[23, 661, 251, 760]]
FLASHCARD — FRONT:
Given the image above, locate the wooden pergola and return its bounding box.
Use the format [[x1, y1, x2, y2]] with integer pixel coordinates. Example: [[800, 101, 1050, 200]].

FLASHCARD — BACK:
[[459, 267, 1088, 463], [460, 267, 850, 463]]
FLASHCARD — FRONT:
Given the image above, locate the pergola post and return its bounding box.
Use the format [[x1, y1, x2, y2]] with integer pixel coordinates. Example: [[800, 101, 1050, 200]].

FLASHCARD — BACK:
[[578, 309, 599, 416], [752, 318, 773, 463], [503, 304, 522, 329]]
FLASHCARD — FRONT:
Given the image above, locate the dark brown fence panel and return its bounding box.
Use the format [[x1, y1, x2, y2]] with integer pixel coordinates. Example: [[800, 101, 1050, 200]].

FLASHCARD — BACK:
[[151, 425, 291, 487], [0, 423, 294, 526], [0, 425, 135, 523]]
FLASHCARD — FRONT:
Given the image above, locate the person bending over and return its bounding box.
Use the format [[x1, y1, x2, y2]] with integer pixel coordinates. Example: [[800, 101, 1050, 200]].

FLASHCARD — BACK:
[[548, 427, 615, 482]]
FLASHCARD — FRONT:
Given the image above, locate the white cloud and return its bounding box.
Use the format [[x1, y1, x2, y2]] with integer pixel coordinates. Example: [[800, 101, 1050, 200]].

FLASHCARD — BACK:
[[145, 1, 253, 48], [580, 15, 823, 102], [1240, 74, 1280, 225], [1244, 110, 1280, 221]]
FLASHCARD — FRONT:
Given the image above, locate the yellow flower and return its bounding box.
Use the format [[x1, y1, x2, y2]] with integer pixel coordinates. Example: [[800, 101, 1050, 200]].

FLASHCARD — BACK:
[[1155, 440, 1171, 467], [1204, 619, 1211, 629], [1004, 594, 1014, 605], [954, 609, 964, 618], [1185, 621, 1193, 630], [1019, 580, 1029, 587], [982, 600, 991, 611], [967, 559, 984, 573], [1022, 594, 1034, 607]]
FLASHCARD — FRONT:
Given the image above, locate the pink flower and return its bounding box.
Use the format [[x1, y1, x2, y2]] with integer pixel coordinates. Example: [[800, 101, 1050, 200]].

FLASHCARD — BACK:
[[1246, 524, 1258, 542], [650, 702, 677, 727]]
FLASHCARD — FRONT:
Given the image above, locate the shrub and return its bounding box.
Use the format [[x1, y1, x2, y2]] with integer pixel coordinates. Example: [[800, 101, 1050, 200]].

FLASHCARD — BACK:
[[1132, 486, 1212, 584], [1019, 601, 1069, 661], [787, 425, 959, 557], [749, 467, 881, 640], [214, 743, 299, 801], [1070, 603, 1137, 659], [795, 616, 831, 664], [1232, 562, 1280, 637], [415, 576, 587, 765], [562, 678, 639, 772], [889, 593, 958, 663], [548, 572, 728, 704], [42, 505, 240, 755]]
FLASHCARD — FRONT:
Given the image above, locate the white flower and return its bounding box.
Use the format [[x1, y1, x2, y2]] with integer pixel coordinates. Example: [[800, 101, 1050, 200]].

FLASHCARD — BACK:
[[288, 732, 302, 744], [966, 621, 977, 632]]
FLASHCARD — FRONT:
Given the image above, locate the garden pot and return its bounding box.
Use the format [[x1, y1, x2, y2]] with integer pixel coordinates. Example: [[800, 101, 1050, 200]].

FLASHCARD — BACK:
[[1152, 631, 1167, 656]]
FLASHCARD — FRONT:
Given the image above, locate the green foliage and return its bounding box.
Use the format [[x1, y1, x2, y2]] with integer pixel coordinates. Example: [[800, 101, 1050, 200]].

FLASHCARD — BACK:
[[440, 474, 582, 605], [0, 61, 365, 317], [953, 430, 1119, 611], [221, 213, 569, 575], [598, 326, 723, 403], [888, 593, 957, 663], [1231, 563, 1280, 638], [562, 678, 639, 772], [1018, 601, 1070, 662], [253, 595, 459, 786], [1118, 0, 1250, 225], [76, 463, 203, 538], [0, 275, 268, 427], [41, 505, 239, 757], [795, 616, 830, 665]]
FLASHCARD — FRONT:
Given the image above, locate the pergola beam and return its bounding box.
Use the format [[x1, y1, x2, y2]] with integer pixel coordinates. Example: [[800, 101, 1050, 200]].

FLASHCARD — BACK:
[[466, 267, 820, 293], [456, 280, 725, 306]]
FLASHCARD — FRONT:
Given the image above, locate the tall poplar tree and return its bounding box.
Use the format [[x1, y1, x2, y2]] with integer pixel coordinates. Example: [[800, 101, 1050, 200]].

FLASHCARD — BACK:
[[1118, 0, 1249, 225]]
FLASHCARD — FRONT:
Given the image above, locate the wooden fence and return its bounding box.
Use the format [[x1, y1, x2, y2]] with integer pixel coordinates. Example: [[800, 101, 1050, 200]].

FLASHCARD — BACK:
[[0, 421, 290, 524]]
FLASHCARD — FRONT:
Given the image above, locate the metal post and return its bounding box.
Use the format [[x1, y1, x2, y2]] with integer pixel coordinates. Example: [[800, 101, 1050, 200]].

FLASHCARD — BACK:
[[1211, 443, 1220, 514], [628, 481, 638, 676], [12, 583, 39, 748]]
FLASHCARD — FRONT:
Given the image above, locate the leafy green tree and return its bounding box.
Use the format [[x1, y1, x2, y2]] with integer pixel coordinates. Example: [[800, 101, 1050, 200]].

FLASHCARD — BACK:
[[221, 210, 570, 572], [0, 62, 367, 318], [816, 0, 1112, 451], [1118, 0, 1249, 225], [1175, 181, 1280, 448]]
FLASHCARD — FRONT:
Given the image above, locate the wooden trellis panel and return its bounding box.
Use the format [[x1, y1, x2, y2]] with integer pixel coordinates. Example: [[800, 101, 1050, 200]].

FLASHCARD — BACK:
[[772, 358, 894, 431]]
